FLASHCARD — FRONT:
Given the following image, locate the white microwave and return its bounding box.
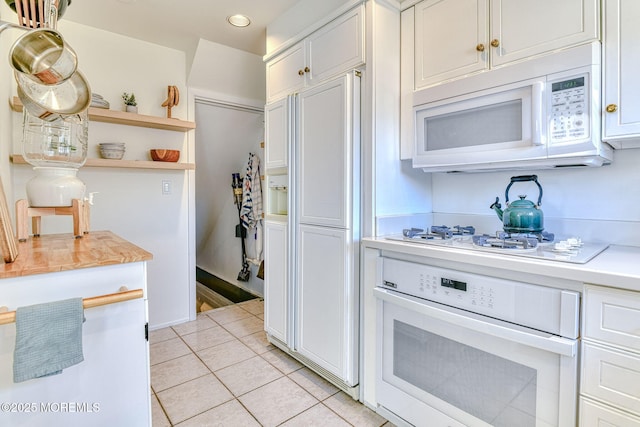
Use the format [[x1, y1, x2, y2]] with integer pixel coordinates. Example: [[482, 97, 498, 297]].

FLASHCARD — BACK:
[[412, 42, 613, 173]]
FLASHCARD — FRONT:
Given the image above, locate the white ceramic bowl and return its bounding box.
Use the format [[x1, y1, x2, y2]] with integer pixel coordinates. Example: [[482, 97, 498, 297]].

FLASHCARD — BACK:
[[99, 147, 125, 160]]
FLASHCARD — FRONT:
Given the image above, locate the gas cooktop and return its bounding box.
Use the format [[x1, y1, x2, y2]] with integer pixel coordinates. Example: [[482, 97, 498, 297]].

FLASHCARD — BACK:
[[385, 226, 609, 264]]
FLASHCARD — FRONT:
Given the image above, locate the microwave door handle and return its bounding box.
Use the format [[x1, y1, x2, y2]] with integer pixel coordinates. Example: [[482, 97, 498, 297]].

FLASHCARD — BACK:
[[531, 81, 545, 145], [374, 287, 577, 357]]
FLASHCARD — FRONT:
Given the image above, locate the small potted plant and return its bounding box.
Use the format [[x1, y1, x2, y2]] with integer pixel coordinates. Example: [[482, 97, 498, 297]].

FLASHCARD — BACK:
[[122, 92, 138, 113]]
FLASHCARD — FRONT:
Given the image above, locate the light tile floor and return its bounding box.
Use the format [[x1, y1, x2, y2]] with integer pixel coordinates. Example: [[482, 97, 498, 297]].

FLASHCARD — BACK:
[[150, 299, 391, 427]]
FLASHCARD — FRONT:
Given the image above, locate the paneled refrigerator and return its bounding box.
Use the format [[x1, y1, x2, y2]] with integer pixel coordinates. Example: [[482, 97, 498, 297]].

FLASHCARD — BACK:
[[264, 71, 360, 395]]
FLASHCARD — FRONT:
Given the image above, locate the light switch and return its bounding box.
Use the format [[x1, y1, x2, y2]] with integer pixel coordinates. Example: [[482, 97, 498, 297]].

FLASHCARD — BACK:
[[162, 180, 171, 195]]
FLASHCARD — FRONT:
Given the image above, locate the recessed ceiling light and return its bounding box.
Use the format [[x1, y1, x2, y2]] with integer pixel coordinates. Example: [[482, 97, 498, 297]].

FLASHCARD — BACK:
[[227, 14, 251, 28]]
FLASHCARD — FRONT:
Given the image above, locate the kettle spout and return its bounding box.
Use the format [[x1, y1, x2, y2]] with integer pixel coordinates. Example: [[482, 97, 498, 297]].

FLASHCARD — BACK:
[[490, 197, 503, 221]]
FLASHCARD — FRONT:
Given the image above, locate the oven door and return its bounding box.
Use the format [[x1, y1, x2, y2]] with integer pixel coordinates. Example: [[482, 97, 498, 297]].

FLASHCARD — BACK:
[[375, 288, 578, 427]]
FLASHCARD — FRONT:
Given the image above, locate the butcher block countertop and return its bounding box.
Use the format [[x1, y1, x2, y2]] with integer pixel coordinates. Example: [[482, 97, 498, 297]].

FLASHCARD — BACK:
[[0, 231, 153, 279]]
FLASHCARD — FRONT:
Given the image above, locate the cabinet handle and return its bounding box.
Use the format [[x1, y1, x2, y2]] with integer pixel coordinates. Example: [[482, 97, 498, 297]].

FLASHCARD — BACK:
[[298, 69, 304, 76], [490, 39, 500, 48], [304, 66, 310, 73], [476, 43, 485, 52], [606, 104, 618, 113]]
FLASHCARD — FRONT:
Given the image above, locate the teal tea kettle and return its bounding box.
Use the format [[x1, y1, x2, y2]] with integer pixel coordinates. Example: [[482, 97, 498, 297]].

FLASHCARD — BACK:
[[490, 175, 544, 234]]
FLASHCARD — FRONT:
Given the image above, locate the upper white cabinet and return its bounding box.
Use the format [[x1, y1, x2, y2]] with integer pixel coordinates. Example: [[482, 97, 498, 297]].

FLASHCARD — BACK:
[[265, 4, 364, 103], [266, 43, 306, 104], [264, 97, 290, 170], [412, 0, 599, 90], [414, 0, 488, 89], [602, 0, 640, 149]]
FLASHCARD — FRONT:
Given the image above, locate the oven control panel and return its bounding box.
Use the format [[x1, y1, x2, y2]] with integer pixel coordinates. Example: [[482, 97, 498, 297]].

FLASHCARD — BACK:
[[380, 257, 580, 337], [412, 270, 500, 312]]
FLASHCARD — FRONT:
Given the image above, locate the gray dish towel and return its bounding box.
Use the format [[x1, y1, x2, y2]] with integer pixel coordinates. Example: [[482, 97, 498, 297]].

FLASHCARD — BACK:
[[13, 297, 85, 383]]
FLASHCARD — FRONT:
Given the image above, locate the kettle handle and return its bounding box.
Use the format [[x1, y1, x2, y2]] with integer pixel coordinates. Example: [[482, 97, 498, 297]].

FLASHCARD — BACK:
[[505, 175, 543, 206]]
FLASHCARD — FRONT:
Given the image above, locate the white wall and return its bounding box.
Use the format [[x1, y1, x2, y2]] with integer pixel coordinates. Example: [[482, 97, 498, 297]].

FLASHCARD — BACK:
[[188, 39, 265, 101], [430, 148, 640, 246], [1, 7, 194, 329]]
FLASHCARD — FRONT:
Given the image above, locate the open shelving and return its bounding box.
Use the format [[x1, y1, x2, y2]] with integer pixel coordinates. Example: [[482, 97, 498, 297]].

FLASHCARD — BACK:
[[10, 97, 196, 171], [11, 97, 196, 132]]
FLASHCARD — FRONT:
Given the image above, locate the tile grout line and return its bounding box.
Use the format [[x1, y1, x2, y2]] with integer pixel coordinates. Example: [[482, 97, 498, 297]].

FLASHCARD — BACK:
[[152, 302, 373, 427], [156, 305, 268, 426]]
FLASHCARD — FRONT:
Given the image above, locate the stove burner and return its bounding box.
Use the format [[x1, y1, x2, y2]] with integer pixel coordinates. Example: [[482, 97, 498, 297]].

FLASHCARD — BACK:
[[403, 225, 476, 240], [472, 230, 555, 249]]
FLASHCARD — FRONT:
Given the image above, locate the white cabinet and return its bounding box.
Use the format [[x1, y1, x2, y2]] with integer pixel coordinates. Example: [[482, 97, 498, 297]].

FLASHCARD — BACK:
[[0, 261, 150, 426], [580, 285, 640, 425], [411, 0, 599, 90], [581, 398, 640, 427], [297, 76, 355, 228], [264, 220, 288, 343], [293, 74, 360, 388], [296, 224, 357, 385], [413, 0, 488, 89], [266, 43, 306, 104], [265, 4, 364, 103], [263, 71, 361, 392], [602, 0, 640, 148], [306, 6, 364, 85], [265, 97, 290, 170]]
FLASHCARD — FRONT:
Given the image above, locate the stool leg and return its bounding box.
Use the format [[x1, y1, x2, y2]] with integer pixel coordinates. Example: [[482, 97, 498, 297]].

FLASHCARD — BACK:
[[72, 199, 82, 238], [31, 216, 41, 237], [83, 199, 90, 234], [15, 199, 29, 242]]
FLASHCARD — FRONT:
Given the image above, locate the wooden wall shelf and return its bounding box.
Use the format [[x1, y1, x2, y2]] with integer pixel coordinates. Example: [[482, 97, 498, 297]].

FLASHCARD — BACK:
[[11, 97, 196, 132], [11, 155, 195, 171]]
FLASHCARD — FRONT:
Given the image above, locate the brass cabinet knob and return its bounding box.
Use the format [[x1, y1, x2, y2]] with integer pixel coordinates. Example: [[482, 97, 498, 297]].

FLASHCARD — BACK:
[[606, 104, 618, 113], [304, 66, 310, 73], [298, 69, 304, 76], [490, 39, 500, 48], [476, 43, 485, 52]]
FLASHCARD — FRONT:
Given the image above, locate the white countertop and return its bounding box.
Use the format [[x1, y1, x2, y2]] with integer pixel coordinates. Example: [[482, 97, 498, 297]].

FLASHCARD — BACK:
[[362, 237, 640, 292]]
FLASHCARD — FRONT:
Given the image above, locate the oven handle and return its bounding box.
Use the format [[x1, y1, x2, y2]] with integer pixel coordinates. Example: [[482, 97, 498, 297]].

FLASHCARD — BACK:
[[374, 287, 577, 357]]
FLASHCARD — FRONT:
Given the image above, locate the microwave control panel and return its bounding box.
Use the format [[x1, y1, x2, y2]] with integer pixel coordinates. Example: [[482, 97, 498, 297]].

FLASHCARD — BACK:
[[549, 75, 589, 144]]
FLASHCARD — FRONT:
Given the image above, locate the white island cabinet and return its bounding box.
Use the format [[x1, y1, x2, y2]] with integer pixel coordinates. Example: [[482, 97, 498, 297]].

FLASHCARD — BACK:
[[0, 231, 152, 427]]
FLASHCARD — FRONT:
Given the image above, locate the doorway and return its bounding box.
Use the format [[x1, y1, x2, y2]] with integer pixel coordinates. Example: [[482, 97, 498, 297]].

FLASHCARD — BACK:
[[194, 98, 264, 311]]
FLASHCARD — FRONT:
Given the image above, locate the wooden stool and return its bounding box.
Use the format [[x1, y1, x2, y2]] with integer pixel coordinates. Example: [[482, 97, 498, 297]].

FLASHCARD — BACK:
[[15, 199, 90, 241]]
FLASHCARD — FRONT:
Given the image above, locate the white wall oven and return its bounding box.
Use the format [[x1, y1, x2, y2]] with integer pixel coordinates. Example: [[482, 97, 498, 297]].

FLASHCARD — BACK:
[[375, 258, 580, 427]]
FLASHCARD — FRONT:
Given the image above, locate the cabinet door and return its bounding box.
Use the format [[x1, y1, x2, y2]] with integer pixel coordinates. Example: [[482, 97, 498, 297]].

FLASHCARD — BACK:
[[414, 0, 489, 89], [296, 224, 357, 386], [264, 97, 290, 170], [264, 220, 288, 344], [581, 343, 640, 415], [603, 0, 640, 146], [306, 5, 365, 85], [580, 398, 640, 427], [490, 0, 599, 67], [266, 42, 305, 102], [583, 285, 640, 352], [297, 74, 358, 228]]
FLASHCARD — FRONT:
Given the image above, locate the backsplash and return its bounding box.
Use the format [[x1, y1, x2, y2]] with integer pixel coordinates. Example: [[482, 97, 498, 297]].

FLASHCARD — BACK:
[[376, 147, 640, 247]]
